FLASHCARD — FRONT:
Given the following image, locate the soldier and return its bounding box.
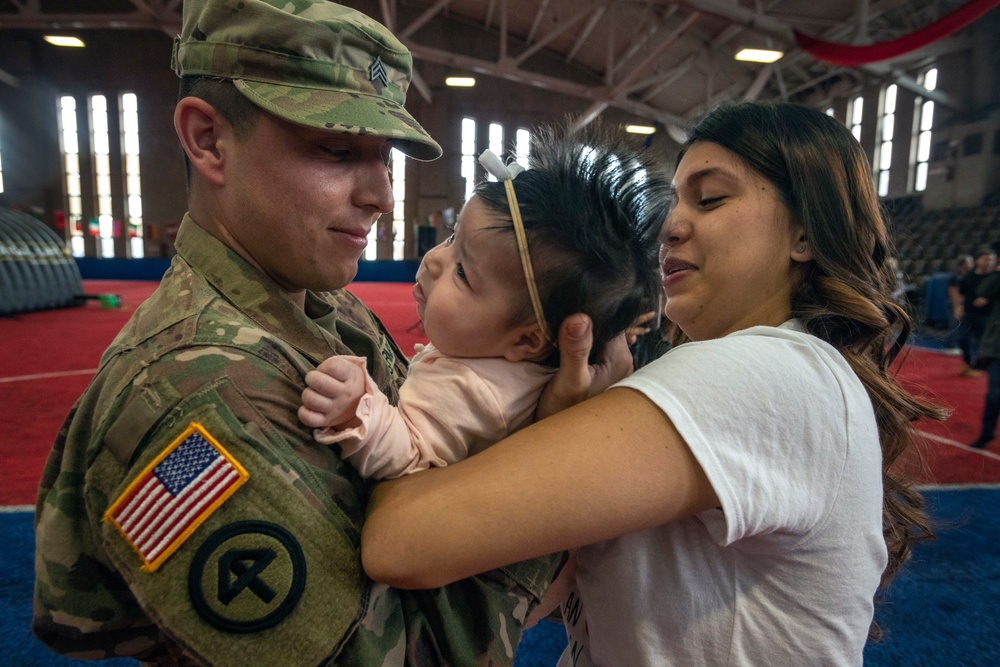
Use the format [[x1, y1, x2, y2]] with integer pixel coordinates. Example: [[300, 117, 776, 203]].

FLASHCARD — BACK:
[[32, 1, 596, 664]]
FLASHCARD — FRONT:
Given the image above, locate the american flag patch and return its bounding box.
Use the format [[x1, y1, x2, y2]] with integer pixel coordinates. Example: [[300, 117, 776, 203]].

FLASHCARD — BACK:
[[104, 422, 249, 572]]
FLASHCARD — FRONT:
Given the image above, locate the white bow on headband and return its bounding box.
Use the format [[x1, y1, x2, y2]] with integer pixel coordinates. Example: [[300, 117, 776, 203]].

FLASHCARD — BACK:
[[478, 149, 525, 181], [476, 150, 551, 343]]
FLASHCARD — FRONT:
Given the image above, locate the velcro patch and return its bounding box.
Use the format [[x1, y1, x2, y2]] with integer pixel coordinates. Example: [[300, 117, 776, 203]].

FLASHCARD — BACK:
[[188, 521, 306, 633], [103, 422, 249, 572]]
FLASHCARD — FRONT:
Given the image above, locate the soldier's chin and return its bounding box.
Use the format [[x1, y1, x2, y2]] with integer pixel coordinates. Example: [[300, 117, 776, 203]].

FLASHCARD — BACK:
[[312, 266, 360, 293]]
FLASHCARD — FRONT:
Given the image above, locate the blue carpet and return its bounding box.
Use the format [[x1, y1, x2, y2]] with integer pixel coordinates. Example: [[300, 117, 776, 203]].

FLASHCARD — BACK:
[[5, 487, 999, 666]]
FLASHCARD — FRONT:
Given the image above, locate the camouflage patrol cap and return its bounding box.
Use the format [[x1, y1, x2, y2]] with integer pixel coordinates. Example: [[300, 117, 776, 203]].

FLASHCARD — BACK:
[[171, 0, 442, 160]]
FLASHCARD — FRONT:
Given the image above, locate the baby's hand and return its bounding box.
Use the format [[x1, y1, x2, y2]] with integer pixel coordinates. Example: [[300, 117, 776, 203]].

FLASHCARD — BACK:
[[299, 357, 366, 430]]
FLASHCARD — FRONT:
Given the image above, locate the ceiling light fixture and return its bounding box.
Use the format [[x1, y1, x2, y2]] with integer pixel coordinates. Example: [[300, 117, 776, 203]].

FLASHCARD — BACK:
[[625, 125, 656, 135], [734, 48, 783, 63], [44, 35, 85, 48], [445, 76, 476, 87]]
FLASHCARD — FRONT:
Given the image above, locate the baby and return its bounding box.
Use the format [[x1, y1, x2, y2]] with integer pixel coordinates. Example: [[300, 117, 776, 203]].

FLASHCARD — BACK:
[[298, 125, 670, 482]]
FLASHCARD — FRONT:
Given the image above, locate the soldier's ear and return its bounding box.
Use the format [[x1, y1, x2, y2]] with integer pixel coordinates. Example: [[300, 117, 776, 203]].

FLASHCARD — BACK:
[[174, 97, 230, 187]]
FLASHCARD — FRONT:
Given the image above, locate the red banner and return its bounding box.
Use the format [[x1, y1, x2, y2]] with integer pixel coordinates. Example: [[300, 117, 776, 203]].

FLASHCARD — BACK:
[[795, 0, 1000, 66]]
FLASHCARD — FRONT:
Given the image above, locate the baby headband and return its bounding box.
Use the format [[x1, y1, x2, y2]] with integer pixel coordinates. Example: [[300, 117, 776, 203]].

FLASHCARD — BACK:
[[478, 150, 553, 343]]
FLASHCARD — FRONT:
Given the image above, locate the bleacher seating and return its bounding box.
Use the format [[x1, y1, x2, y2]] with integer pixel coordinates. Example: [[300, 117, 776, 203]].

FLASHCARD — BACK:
[[882, 196, 999, 332], [887, 197, 999, 285]]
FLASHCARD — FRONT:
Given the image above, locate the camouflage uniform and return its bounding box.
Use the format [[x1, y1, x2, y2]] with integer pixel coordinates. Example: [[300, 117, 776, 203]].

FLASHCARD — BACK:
[[33, 218, 562, 665], [33, 1, 561, 664]]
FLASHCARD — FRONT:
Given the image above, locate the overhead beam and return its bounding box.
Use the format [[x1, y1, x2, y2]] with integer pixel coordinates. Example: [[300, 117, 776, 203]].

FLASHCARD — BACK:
[[571, 12, 699, 130], [0, 67, 20, 88], [741, 64, 773, 101], [409, 68, 433, 105], [499, 0, 508, 61], [405, 42, 689, 128], [676, 0, 794, 43], [378, 0, 395, 30], [615, 13, 700, 96], [0, 13, 178, 31], [400, 0, 452, 39], [485, 0, 496, 30], [566, 5, 607, 64], [513, 9, 590, 66], [640, 53, 698, 103], [525, 0, 551, 44]]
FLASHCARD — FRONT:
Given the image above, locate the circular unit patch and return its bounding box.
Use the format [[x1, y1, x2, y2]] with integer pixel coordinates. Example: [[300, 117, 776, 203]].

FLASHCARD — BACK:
[[188, 520, 306, 633]]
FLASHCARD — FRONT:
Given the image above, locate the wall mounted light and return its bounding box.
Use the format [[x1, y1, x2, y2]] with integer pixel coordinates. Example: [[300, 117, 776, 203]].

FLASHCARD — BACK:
[[445, 76, 476, 87]]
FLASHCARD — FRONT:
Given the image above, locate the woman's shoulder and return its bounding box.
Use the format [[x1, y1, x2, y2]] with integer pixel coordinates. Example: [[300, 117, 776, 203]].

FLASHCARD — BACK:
[[625, 321, 860, 406], [655, 321, 837, 366]]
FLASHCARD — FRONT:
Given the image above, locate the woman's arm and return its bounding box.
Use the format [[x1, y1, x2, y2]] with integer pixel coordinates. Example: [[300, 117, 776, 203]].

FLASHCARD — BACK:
[[361, 385, 719, 589]]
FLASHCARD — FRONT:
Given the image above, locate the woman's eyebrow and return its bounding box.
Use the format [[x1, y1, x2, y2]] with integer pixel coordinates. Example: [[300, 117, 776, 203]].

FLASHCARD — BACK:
[[681, 166, 738, 189]]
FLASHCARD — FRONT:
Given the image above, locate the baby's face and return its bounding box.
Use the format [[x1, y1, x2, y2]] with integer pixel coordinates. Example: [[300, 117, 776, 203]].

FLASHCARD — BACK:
[[413, 197, 537, 359]]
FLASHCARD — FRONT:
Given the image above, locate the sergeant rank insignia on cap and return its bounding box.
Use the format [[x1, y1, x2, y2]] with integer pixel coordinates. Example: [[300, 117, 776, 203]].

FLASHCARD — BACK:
[[369, 55, 389, 88], [104, 422, 249, 572]]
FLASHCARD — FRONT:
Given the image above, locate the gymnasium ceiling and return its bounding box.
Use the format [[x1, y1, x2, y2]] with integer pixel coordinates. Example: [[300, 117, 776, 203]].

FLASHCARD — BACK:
[[0, 0, 979, 133]]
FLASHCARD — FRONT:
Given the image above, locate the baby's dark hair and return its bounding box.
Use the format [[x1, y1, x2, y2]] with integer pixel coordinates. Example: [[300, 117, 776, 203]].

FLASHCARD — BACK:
[[474, 123, 669, 366]]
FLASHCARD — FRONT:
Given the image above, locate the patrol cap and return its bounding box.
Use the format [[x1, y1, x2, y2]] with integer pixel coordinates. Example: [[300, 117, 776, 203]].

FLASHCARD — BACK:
[[171, 0, 442, 160]]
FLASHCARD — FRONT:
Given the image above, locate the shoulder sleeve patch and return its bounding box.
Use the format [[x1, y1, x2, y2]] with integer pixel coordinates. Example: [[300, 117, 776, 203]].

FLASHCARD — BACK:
[[188, 520, 306, 633], [103, 422, 249, 572]]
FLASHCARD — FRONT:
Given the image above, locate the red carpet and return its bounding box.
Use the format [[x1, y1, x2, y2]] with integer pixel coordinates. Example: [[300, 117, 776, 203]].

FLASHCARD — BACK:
[[0, 279, 995, 506], [891, 348, 1000, 485]]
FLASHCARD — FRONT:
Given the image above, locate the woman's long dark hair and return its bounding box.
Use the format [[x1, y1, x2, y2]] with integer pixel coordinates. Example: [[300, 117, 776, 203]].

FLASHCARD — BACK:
[[682, 102, 946, 640]]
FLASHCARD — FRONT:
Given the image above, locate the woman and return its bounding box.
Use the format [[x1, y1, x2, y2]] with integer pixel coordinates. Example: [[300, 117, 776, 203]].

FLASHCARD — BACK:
[[361, 102, 941, 665]]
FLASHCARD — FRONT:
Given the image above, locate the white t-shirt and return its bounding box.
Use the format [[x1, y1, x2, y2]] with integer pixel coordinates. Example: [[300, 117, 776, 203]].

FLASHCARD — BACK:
[[557, 322, 887, 667]]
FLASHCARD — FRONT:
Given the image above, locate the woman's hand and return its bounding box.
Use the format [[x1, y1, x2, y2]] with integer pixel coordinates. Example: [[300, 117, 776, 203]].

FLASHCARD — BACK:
[[536, 314, 636, 419]]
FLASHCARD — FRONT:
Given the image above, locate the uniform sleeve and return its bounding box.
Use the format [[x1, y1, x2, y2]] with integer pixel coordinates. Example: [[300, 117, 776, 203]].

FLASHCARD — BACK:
[[617, 333, 859, 548], [56, 348, 367, 667], [35, 342, 561, 667]]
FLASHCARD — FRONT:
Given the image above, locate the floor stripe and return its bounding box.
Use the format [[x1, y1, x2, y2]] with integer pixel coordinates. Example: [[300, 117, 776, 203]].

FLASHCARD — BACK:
[[917, 482, 1000, 491], [916, 429, 1000, 462], [0, 369, 98, 383]]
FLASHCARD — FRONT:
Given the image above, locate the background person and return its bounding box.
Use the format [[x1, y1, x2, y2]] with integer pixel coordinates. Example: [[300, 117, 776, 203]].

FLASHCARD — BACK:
[[31, 1, 588, 664], [360, 102, 944, 667], [970, 262, 1000, 449], [956, 246, 998, 377], [945, 253, 974, 352]]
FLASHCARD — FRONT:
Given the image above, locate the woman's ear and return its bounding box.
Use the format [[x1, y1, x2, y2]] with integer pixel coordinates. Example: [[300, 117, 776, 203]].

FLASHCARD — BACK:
[[174, 96, 229, 187], [791, 230, 814, 263], [503, 325, 552, 362]]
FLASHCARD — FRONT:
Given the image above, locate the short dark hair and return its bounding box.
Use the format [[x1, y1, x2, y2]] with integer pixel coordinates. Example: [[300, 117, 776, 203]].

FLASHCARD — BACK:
[[178, 76, 261, 182], [474, 123, 669, 365]]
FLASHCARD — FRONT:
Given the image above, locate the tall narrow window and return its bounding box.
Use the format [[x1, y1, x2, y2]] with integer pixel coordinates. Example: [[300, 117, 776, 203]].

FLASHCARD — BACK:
[[849, 95, 864, 142], [58, 96, 84, 258], [877, 84, 896, 197], [487, 122, 504, 181], [913, 68, 937, 192], [121, 92, 143, 258], [390, 148, 407, 260], [461, 117, 477, 202], [515, 128, 531, 166], [90, 94, 114, 258]]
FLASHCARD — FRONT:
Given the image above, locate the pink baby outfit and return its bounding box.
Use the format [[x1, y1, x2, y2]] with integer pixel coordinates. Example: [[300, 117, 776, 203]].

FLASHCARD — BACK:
[[314, 343, 555, 479]]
